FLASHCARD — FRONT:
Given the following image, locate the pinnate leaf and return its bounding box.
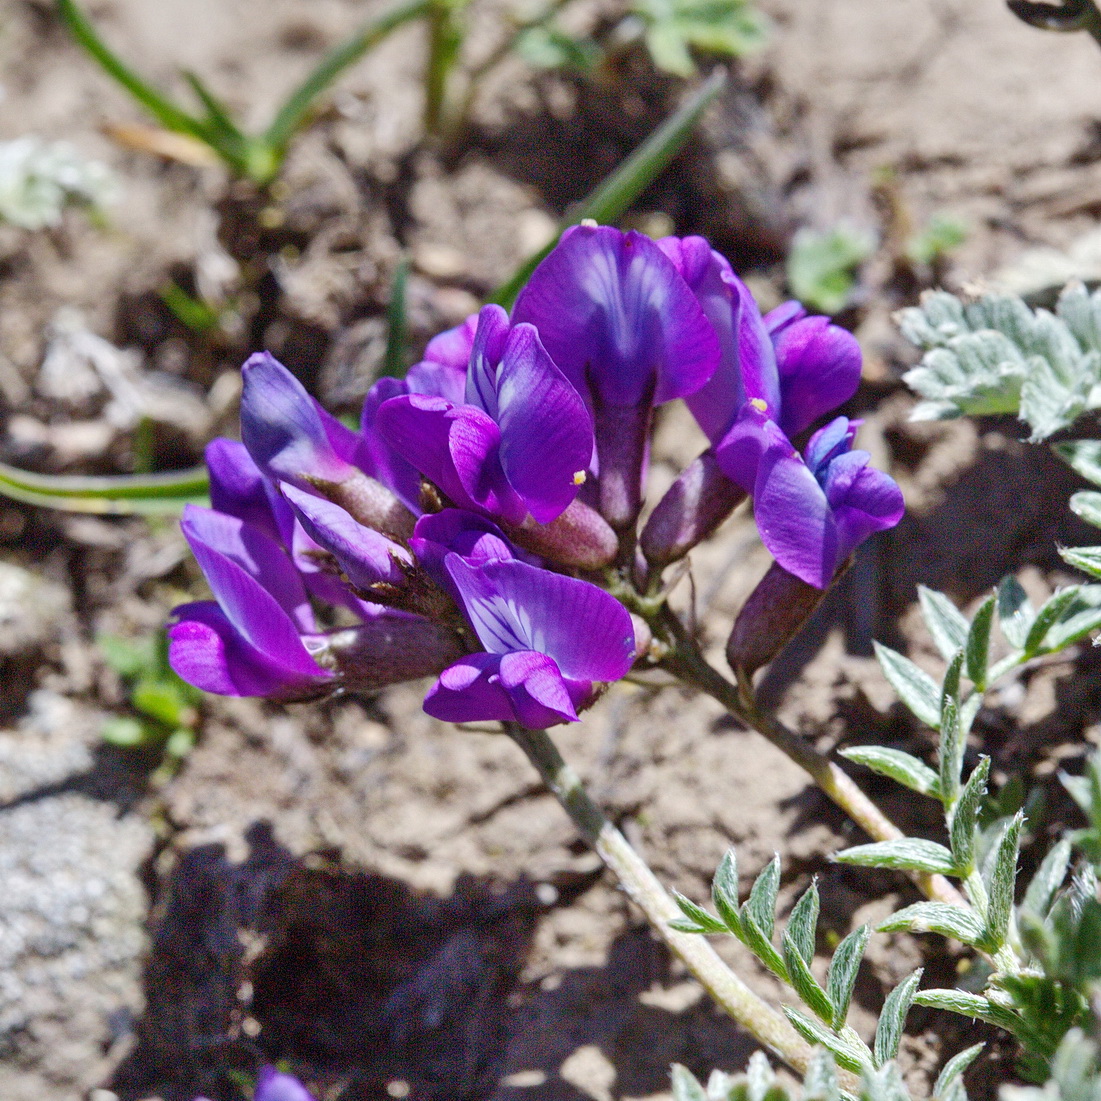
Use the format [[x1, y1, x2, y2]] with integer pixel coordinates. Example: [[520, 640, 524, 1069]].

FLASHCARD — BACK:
[[873, 642, 941, 728]]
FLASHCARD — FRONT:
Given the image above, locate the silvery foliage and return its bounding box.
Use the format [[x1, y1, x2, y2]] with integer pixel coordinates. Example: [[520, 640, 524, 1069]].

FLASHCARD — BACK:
[[670, 1045, 980, 1101], [897, 283, 1101, 440], [0, 137, 115, 230]]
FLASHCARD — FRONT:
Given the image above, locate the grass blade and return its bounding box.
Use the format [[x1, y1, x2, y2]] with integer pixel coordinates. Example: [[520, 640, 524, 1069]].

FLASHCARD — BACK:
[[0, 461, 209, 514]]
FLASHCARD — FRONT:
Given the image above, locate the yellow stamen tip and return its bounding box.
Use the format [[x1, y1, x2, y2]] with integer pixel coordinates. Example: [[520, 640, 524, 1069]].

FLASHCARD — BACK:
[[750, 398, 768, 412], [573, 470, 587, 485]]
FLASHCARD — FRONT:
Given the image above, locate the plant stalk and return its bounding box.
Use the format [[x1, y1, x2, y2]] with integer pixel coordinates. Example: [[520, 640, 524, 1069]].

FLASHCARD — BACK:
[[504, 723, 856, 1087], [656, 608, 969, 910]]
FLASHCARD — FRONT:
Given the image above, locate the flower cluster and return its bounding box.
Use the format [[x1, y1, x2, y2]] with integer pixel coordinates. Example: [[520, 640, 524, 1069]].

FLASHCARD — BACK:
[[169, 224, 903, 727]]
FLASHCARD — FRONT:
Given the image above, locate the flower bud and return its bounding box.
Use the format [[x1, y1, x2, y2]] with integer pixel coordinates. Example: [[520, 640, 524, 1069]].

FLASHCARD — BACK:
[[726, 561, 841, 679], [305, 469, 416, 543], [506, 497, 618, 569], [640, 448, 746, 568]]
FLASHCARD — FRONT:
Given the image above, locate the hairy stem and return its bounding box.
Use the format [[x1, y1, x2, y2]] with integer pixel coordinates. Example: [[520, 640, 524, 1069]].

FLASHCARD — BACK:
[[504, 723, 852, 1085], [656, 607, 969, 910]]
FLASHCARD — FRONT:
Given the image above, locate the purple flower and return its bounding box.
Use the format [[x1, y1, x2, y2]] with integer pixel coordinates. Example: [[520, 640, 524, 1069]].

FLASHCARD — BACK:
[[168, 505, 334, 699], [254, 1066, 317, 1101], [721, 412, 904, 588], [376, 304, 593, 526], [513, 224, 719, 528], [414, 513, 635, 728]]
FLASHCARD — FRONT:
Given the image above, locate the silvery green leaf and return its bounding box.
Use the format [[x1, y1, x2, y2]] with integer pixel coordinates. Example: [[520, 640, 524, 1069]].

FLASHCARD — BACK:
[[919, 586, 971, 661], [861, 1063, 910, 1101], [933, 1043, 984, 1100], [939, 694, 964, 807], [874, 969, 922, 1066], [782, 1008, 872, 1074], [912, 989, 1022, 1033], [1054, 439, 1101, 487], [896, 292, 968, 348], [902, 334, 1025, 420], [1060, 545, 1101, 581], [873, 642, 942, 728], [672, 1064, 710, 1101], [802, 1049, 841, 1101], [965, 595, 996, 689], [1056, 280, 1101, 350], [839, 746, 941, 797], [1043, 584, 1101, 649], [712, 849, 743, 934], [1070, 491, 1101, 530], [738, 910, 788, 980], [941, 650, 964, 715], [877, 903, 986, 947], [786, 881, 819, 965], [834, 839, 957, 875], [982, 812, 1024, 951], [745, 1050, 779, 1101], [826, 924, 869, 1030], [746, 856, 781, 940], [783, 933, 834, 1023], [998, 577, 1036, 648], [950, 757, 990, 875], [671, 891, 728, 935], [1023, 588, 1081, 655], [1021, 839, 1072, 919]]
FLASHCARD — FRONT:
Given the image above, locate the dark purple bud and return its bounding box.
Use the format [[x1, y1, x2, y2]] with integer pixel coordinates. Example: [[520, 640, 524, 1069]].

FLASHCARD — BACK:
[[640, 448, 747, 568], [505, 497, 618, 570]]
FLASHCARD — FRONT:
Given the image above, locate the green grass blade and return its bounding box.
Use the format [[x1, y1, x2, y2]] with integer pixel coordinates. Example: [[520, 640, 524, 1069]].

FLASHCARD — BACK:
[[383, 256, 411, 378], [56, 0, 213, 143], [491, 67, 727, 309], [0, 461, 209, 514], [181, 71, 247, 144], [263, 0, 433, 154]]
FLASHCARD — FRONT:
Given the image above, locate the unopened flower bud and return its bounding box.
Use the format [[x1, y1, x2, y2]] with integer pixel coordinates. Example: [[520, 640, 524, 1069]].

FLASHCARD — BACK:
[[726, 561, 840, 679], [506, 498, 618, 570], [306, 469, 416, 543], [640, 448, 746, 568]]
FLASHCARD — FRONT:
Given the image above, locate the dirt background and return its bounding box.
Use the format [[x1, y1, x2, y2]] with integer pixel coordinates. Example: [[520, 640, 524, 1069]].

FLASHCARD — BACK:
[[3, 1, 1101, 1099]]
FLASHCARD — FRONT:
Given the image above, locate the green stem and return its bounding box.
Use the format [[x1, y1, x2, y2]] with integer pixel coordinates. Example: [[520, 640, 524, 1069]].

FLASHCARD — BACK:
[[656, 608, 970, 911], [504, 723, 850, 1085]]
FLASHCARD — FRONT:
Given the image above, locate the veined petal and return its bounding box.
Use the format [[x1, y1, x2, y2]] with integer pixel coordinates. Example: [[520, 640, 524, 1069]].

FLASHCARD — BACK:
[[498, 650, 580, 727], [405, 359, 466, 404], [465, 304, 512, 416], [753, 449, 839, 589], [447, 405, 526, 522], [423, 653, 517, 723], [181, 504, 313, 631], [495, 323, 593, 523], [375, 394, 470, 507], [774, 317, 863, 437], [168, 602, 329, 700], [445, 556, 634, 682], [512, 224, 719, 407], [241, 352, 361, 486], [281, 483, 411, 589]]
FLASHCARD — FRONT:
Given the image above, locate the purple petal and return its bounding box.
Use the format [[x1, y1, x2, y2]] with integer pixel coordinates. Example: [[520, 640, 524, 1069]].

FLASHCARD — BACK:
[[445, 556, 634, 682], [423, 653, 518, 723], [512, 224, 719, 407], [713, 404, 795, 494], [763, 301, 806, 336], [205, 438, 280, 540], [833, 465, 905, 559], [411, 509, 514, 582], [498, 650, 580, 727], [168, 602, 330, 699], [465, 304, 512, 416], [448, 406, 527, 523], [753, 450, 839, 589], [422, 312, 479, 373], [281, 483, 411, 589], [495, 323, 593, 523], [241, 352, 361, 486], [255, 1066, 318, 1101], [685, 269, 780, 443], [805, 416, 859, 473], [774, 317, 863, 437], [360, 377, 422, 510], [181, 505, 313, 631], [405, 359, 466, 404]]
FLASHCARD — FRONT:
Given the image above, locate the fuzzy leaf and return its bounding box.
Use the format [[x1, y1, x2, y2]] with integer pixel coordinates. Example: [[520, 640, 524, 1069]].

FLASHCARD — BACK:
[[912, 990, 1022, 1033], [834, 839, 957, 875], [782, 1008, 872, 1075], [965, 595, 996, 690], [786, 882, 819, 965], [933, 1043, 984, 1099], [826, 924, 869, 1031], [877, 903, 986, 947], [1043, 585, 1101, 649], [1061, 545, 1101, 582], [1071, 490, 1101, 530], [874, 969, 922, 1066], [1021, 839, 1072, 920], [998, 577, 1036, 649], [782, 930, 834, 1023], [919, 586, 970, 661], [802, 1049, 842, 1101], [939, 694, 964, 807], [983, 812, 1024, 951], [671, 1065, 709, 1101], [873, 642, 942, 728], [1023, 588, 1081, 656], [1054, 439, 1101, 488], [839, 746, 941, 797], [746, 856, 781, 941], [738, 910, 789, 980], [671, 891, 728, 935], [712, 849, 743, 934], [950, 757, 991, 875]]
